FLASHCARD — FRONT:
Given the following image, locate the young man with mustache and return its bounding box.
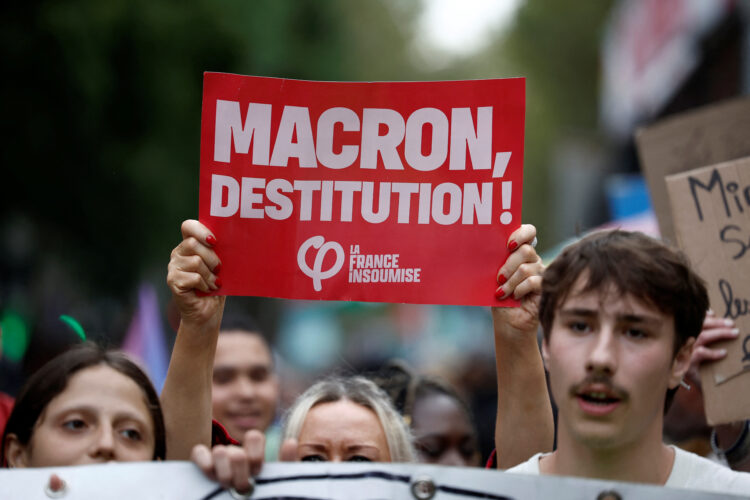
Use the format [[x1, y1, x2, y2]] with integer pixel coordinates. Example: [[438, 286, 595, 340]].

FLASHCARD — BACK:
[[506, 230, 750, 495]]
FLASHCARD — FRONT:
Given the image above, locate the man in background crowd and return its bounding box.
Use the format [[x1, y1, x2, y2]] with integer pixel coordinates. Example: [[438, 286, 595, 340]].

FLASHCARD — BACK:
[[212, 313, 280, 456]]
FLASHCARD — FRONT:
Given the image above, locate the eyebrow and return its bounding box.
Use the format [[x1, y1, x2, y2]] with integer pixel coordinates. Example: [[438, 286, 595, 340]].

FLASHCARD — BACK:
[[44, 405, 94, 423], [346, 444, 380, 452], [416, 431, 474, 440], [50, 405, 150, 424], [558, 308, 597, 318], [298, 443, 380, 453], [213, 363, 271, 371], [558, 308, 663, 325], [298, 443, 327, 452]]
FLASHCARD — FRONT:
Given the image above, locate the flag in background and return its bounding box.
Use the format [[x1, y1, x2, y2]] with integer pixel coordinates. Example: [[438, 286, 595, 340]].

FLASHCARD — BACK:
[[122, 283, 169, 393]]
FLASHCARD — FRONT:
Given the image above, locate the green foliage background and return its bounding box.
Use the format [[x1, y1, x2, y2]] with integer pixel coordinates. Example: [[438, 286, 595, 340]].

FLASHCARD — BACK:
[[0, 0, 614, 339]]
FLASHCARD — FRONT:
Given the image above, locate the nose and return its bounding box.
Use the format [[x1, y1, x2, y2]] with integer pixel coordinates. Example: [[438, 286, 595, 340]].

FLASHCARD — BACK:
[[89, 425, 116, 461], [437, 448, 468, 467], [235, 376, 257, 400], [585, 327, 618, 376]]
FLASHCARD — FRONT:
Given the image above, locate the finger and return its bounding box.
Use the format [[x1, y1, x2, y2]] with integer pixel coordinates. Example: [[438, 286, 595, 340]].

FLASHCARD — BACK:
[[279, 438, 298, 462], [191, 445, 216, 480], [507, 224, 537, 252], [512, 274, 543, 301], [694, 326, 739, 348], [497, 259, 544, 300], [243, 430, 266, 477], [167, 263, 214, 294], [213, 446, 238, 487], [691, 345, 728, 365], [173, 236, 221, 273], [170, 253, 219, 291], [497, 243, 542, 284], [181, 219, 217, 247], [227, 447, 252, 493], [703, 315, 735, 329]]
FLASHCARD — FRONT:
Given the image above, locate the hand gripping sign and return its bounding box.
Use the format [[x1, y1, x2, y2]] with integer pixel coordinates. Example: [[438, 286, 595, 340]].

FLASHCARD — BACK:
[[199, 73, 525, 306]]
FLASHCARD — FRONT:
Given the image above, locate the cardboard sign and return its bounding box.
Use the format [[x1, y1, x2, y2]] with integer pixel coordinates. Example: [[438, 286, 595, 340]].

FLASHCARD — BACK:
[[636, 97, 750, 244], [199, 73, 525, 306], [0, 461, 740, 500], [666, 158, 750, 425]]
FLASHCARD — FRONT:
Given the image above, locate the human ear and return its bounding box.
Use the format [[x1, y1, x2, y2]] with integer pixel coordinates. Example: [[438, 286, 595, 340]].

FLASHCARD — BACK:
[[668, 337, 695, 389], [4, 433, 30, 468], [541, 337, 550, 367]]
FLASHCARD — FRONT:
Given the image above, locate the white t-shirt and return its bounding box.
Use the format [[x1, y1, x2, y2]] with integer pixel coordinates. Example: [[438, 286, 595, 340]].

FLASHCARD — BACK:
[[506, 446, 750, 496]]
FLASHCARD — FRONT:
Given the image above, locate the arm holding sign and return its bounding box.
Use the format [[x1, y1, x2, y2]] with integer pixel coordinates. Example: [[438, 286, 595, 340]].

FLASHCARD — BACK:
[[162, 220, 225, 460], [492, 225, 554, 469], [690, 312, 750, 472]]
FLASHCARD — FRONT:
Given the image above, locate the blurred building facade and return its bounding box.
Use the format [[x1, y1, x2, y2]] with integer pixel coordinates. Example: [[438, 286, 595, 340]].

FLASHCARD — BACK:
[[550, 0, 750, 243]]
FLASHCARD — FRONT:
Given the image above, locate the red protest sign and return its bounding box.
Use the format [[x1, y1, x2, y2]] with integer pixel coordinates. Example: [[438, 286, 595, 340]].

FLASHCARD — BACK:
[[199, 73, 525, 306]]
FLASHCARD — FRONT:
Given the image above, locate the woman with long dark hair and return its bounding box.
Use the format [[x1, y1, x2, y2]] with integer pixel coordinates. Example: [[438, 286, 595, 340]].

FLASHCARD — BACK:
[[2, 343, 166, 467]]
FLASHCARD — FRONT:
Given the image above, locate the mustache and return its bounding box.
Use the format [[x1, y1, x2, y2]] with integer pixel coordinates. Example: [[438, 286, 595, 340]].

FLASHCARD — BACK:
[[569, 375, 629, 401]]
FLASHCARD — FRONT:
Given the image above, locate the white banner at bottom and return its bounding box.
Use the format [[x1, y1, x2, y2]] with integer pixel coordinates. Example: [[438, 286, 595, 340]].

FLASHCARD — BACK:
[[0, 461, 744, 500]]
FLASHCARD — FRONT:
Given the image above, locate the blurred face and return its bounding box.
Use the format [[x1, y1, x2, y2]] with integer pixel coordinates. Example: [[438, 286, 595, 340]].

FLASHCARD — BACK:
[[8, 364, 155, 467], [411, 393, 480, 467], [212, 331, 279, 439], [543, 278, 692, 451], [296, 399, 391, 462]]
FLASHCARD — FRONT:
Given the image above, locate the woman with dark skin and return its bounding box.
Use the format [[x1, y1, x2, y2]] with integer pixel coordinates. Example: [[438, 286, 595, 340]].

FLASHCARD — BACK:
[[374, 361, 481, 467]]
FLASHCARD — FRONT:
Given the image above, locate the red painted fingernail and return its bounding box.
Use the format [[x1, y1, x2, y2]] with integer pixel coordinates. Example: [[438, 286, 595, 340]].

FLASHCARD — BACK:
[[213, 262, 221, 274], [508, 240, 518, 251], [497, 273, 507, 286], [206, 234, 217, 246], [495, 287, 507, 300], [214, 277, 222, 288]]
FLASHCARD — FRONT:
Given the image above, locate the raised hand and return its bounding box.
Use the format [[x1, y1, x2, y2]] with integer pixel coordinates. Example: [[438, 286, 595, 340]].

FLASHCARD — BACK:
[[688, 310, 740, 384], [167, 219, 225, 328], [493, 224, 544, 335]]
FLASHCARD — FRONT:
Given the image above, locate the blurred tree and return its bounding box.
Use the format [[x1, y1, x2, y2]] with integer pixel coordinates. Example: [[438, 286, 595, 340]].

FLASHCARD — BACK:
[[0, 0, 614, 360], [0, 0, 420, 303], [434, 0, 615, 245]]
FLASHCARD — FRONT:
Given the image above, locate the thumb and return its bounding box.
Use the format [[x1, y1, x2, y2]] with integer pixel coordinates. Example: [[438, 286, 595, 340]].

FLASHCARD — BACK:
[[190, 444, 216, 480], [279, 438, 298, 462]]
